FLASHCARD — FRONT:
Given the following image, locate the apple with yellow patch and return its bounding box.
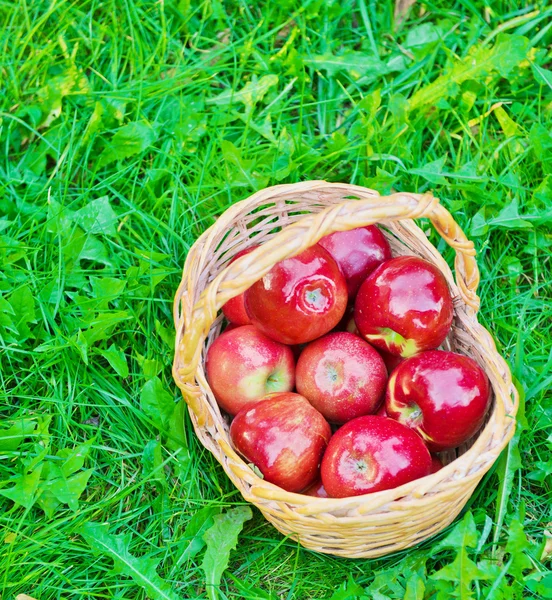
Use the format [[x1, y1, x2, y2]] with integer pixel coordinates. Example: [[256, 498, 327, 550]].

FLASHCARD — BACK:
[[206, 325, 294, 415]]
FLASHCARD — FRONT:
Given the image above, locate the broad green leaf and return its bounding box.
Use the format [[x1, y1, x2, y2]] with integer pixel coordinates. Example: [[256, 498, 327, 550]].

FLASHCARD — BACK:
[[73, 196, 119, 237], [90, 276, 127, 307], [471, 199, 533, 237], [221, 140, 269, 189], [98, 344, 129, 378], [19, 439, 94, 517], [431, 551, 491, 599], [404, 23, 444, 58], [73, 329, 89, 364], [34, 415, 53, 451], [173, 505, 221, 568], [99, 121, 158, 166], [202, 505, 253, 600], [405, 23, 443, 48], [523, 231, 552, 256], [526, 573, 552, 598], [502, 256, 523, 283], [409, 156, 448, 184], [470, 207, 489, 237], [82, 97, 127, 144], [207, 74, 278, 109], [80, 522, 181, 600], [46, 198, 75, 235], [57, 438, 94, 477], [531, 174, 552, 210], [433, 512, 479, 554], [328, 574, 367, 599], [532, 63, 552, 90], [494, 106, 522, 138], [409, 35, 529, 112], [63, 228, 112, 267], [141, 357, 164, 379], [505, 519, 533, 581], [81, 311, 131, 346], [36, 481, 63, 517], [529, 123, 552, 174], [8, 284, 36, 339], [80, 233, 112, 264], [36, 63, 90, 128], [155, 319, 175, 349], [0, 419, 37, 452], [140, 376, 176, 431], [0, 463, 44, 509], [302, 52, 396, 80], [527, 459, 552, 483], [166, 398, 190, 477], [36, 466, 93, 516], [159, 96, 207, 144], [82, 100, 105, 143], [404, 573, 426, 600], [166, 398, 187, 450], [142, 440, 167, 489], [361, 168, 397, 195], [488, 200, 533, 230]]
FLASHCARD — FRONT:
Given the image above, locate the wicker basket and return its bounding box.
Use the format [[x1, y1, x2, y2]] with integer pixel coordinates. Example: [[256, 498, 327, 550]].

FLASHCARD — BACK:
[[172, 181, 518, 559]]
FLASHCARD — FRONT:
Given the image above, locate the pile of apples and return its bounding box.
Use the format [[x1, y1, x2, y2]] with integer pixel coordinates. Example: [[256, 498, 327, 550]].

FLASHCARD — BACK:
[[206, 226, 491, 498]]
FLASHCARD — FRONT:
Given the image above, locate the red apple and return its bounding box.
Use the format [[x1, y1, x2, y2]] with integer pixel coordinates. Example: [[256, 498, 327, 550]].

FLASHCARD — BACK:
[[222, 245, 258, 326], [319, 225, 392, 298], [244, 244, 348, 345], [321, 415, 432, 497], [302, 478, 329, 498], [385, 350, 491, 451], [205, 325, 294, 415], [230, 392, 332, 493], [296, 332, 387, 424], [354, 256, 454, 357]]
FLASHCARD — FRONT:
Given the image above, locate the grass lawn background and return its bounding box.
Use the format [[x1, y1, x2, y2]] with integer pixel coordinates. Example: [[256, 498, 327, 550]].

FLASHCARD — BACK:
[[1, 0, 551, 598]]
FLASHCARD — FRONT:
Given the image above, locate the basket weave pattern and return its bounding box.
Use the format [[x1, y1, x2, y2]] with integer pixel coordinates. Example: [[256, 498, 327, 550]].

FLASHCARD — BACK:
[[172, 181, 518, 558]]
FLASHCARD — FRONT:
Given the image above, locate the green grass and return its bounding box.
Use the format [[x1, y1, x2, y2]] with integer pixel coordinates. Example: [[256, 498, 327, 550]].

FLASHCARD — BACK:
[[1, 0, 552, 598]]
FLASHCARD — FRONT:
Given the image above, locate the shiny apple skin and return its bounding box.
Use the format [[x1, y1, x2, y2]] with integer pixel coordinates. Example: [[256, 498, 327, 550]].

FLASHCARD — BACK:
[[296, 332, 387, 424], [385, 350, 491, 452], [302, 478, 329, 498], [222, 245, 258, 326], [206, 325, 295, 416], [244, 244, 348, 345], [319, 226, 392, 298], [230, 392, 332, 493], [354, 256, 454, 357], [320, 415, 432, 497]]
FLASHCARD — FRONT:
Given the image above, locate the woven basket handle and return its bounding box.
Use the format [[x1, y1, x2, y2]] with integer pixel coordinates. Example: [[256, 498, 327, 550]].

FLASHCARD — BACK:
[[173, 185, 480, 425]]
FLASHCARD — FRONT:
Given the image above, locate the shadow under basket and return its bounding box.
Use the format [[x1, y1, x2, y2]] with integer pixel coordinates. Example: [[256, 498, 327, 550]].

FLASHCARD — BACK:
[[172, 181, 518, 559]]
